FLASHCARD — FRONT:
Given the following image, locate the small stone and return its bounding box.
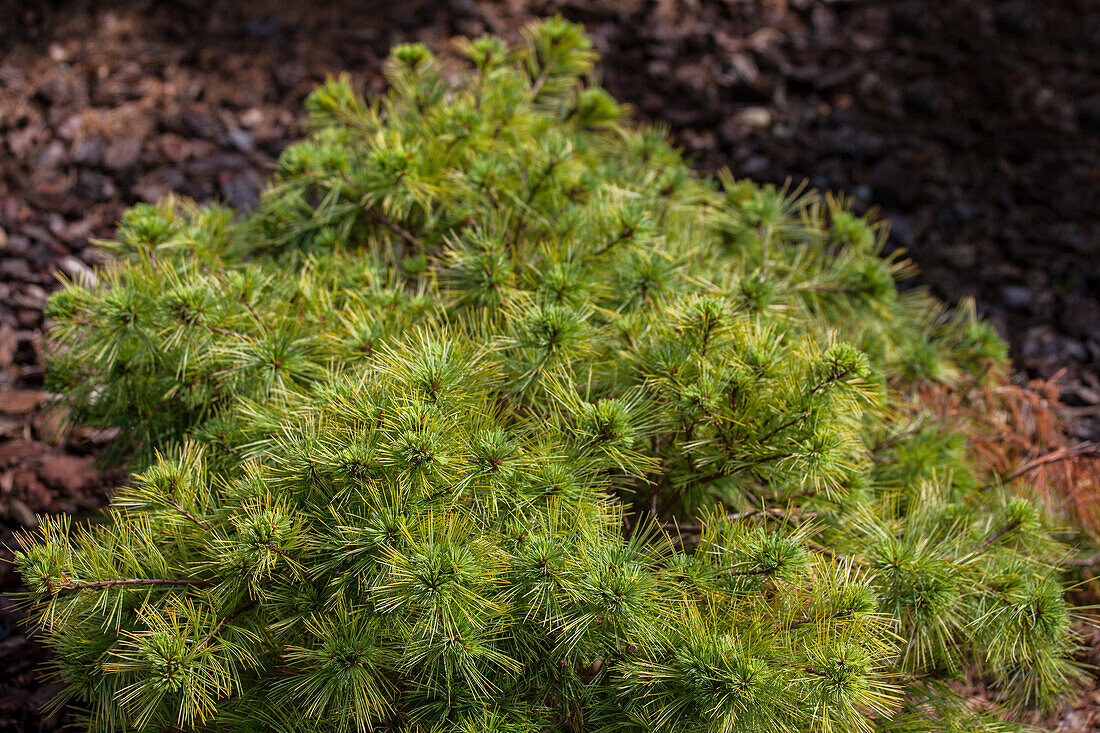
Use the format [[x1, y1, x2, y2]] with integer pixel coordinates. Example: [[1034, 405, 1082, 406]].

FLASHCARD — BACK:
[[16, 309, 39, 328], [240, 107, 266, 128], [892, 2, 930, 34], [994, 2, 1033, 36], [903, 79, 942, 116], [102, 136, 141, 170], [7, 497, 38, 528], [47, 42, 68, 62], [72, 138, 104, 166], [75, 169, 117, 201], [0, 325, 15, 367], [225, 127, 254, 153], [158, 133, 192, 162], [58, 255, 96, 285], [1078, 97, 1100, 131], [0, 389, 47, 415], [733, 107, 772, 129], [183, 111, 220, 139], [56, 113, 83, 140], [37, 454, 97, 495], [35, 141, 67, 169], [0, 258, 32, 282], [1000, 284, 1034, 310]]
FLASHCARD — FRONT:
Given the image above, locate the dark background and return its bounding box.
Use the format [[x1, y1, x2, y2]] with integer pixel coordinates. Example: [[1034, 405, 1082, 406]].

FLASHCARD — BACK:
[[1, 1, 1098, 729]]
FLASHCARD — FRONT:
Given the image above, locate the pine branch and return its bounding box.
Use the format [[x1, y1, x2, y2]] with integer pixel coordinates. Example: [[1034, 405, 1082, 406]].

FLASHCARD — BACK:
[[958, 519, 1023, 564], [661, 507, 817, 533], [53, 577, 214, 593], [193, 600, 258, 652], [165, 496, 213, 533], [364, 204, 424, 254], [805, 540, 867, 567], [510, 154, 562, 243], [787, 608, 854, 630], [530, 70, 549, 98], [591, 226, 634, 259], [23, 22, 1081, 731]]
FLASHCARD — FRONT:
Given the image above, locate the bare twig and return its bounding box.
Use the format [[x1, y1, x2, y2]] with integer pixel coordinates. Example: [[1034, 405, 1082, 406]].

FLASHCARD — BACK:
[[979, 442, 1100, 491]]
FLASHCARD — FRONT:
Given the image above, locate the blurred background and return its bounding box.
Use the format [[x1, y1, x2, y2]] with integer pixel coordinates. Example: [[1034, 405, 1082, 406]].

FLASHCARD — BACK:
[[0, 0, 1098, 729]]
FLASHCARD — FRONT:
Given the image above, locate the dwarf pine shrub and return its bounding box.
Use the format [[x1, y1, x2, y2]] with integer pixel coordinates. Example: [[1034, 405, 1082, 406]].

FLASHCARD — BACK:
[[16, 18, 1083, 733]]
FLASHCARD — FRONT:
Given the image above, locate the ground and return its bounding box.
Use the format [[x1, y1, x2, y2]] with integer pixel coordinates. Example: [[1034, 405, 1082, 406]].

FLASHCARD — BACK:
[[1, 0, 1097, 729]]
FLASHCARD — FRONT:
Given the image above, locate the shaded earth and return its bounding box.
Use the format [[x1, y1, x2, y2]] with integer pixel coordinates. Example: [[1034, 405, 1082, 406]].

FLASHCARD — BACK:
[[0, 0, 1097, 730]]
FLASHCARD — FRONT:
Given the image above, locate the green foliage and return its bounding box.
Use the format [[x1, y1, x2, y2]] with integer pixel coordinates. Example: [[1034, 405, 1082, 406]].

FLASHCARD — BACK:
[[17, 19, 1082, 733]]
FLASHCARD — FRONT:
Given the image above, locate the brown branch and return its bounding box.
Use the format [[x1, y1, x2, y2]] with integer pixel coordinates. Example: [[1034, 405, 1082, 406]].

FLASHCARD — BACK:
[[702, 405, 736, 454], [792, 283, 842, 294], [510, 156, 561, 243], [958, 519, 1022, 564], [756, 413, 808, 446], [165, 497, 213, 533], [204, 323, 256, 343], [193, 600, 258, 652], [210, 270, 268, 335], [364, 205, 424, 254], [978, 442, 1100, 491], [807, 368, 855, 398], [1064, 552, 1100, 567], [805, 539, 867, 567], [661, 507, 817, 533], [788, 608, 854, 630], [241, 300, 268, 333], [591, 226, 634, 258], [530, 70, 549, 98], [55, 578, 214, 593], [264, 543, 296, 564], [691, 451, 799, 489], [729, 566, 777, 577]]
